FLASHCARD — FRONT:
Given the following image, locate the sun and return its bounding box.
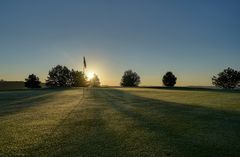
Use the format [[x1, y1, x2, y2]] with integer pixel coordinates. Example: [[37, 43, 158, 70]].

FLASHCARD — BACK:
[[87, 71, 95, 80]]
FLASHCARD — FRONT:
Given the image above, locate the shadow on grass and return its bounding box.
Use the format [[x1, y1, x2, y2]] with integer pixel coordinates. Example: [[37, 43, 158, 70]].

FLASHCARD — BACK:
[[11, 88, 240, 157], [99, 88, 240, 157], [141, 86, 240, 93], [0, 89, 63, 117], [27, 92, 125, 157]]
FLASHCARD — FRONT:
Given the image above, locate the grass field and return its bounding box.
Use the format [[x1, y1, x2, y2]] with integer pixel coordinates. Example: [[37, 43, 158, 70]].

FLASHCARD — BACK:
[[0, 88, 239, 157]]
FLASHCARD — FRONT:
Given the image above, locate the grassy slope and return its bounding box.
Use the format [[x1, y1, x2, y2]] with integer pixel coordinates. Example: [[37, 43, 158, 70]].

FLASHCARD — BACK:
[[0, 88, 239, 157]]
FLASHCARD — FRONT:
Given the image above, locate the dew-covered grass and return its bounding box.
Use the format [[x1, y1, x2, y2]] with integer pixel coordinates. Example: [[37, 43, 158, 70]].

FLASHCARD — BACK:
[[0, 88, 239, 157]]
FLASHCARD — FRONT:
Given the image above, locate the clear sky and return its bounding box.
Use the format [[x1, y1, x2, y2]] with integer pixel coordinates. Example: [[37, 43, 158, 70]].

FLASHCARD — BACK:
[[0, 0, 239, 86]]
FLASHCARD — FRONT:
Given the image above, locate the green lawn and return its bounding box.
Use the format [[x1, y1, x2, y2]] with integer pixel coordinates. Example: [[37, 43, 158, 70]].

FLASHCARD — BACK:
[[0, 88, 239, 157]]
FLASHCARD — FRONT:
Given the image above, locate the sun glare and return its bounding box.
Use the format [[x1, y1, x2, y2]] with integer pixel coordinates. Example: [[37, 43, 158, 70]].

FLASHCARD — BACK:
[[87, 71, 94, 80]]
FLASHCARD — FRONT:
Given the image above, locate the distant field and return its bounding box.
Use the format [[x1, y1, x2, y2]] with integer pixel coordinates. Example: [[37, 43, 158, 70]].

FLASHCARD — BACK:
[[0, 81, 46, 90], [0, 88, 239, 157], [0, 81, 25, 90]]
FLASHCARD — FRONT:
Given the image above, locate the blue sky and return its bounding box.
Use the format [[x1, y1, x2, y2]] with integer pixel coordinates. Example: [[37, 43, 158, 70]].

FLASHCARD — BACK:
[[0, 0, 239, 86]]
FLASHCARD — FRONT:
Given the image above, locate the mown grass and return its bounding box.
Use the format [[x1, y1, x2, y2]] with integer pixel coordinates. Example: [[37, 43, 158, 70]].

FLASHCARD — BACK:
[[0, 88, 239, 157]]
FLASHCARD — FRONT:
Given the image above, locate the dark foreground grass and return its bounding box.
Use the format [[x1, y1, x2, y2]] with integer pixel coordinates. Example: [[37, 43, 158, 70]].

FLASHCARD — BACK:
[[0, 88, 239, 157]]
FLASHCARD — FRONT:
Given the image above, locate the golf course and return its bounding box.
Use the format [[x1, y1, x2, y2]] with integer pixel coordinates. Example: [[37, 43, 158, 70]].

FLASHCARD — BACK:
[[0, 88, 239, 157]]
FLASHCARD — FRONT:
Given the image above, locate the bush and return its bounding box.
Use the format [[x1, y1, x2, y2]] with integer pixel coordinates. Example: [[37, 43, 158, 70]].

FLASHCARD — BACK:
[[212, 67, 240, 89], [121, 70, 140, 87], [46, 65, 73, 87], [162, 72, 177, 87], [24, 74, 41, 88]]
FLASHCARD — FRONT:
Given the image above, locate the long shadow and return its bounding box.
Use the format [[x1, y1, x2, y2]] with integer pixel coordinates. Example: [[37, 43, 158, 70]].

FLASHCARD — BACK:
[[0, 89, 63, 117], [141, 86, 240, 93], [98, 88, 240, 157], [10, 88, 240, 157], [26, 89, 126, 157]]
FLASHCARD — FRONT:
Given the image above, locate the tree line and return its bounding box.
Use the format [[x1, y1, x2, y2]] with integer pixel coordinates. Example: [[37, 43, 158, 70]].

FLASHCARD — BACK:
[[25, 65, 100, 88], [25, 66, 240, 89]]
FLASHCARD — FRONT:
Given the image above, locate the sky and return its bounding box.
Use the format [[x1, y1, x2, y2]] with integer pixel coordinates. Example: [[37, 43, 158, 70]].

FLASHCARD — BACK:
[[0, 0, 239, 86]]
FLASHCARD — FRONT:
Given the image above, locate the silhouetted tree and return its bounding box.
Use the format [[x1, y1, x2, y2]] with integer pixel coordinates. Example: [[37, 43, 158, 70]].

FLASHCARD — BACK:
[[24, 74, 41, 88], [212, 67, 240, 89], [89, 74, 100, 87], [46, 65, 73, 87], [162, 72, 177, 87], [71, 70, 88, 87], [121, 70, 140, 87]]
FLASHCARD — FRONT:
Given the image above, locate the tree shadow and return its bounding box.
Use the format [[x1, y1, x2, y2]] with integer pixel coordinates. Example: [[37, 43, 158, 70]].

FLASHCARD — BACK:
[[26, 91, 127, 157], [98, 88, 240, 157], [141, 86, 240, 93], [6, 88, 239, 157], [0, 89, 62, 117]]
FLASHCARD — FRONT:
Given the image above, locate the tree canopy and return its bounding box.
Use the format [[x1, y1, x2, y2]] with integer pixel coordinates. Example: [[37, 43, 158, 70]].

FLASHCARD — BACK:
[[46, 65, 90, 87], [212, 67, 240, 89], [89, 74, 101, 87], [162, 72, 177, 87], [24, 74, 41, 88], [120, 70, 140, 87], [71, 70, 88, 87], [46, 65, 73, 87]]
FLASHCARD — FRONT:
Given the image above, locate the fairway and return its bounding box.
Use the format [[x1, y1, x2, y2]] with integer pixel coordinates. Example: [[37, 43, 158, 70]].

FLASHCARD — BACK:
[[0, 88, 240, 157]]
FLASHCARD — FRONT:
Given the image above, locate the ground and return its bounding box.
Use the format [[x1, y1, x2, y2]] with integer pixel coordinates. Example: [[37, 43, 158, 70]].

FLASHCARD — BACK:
[[0, 88, 239, 157]]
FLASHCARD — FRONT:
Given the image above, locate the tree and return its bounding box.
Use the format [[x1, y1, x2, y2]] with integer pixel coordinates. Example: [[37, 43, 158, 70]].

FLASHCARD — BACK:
[[121, 70, 140, 87], [89, 74, 101, 87], [162, 72, 177, 87], [212, 67, 240, 89], [24, 74, 41, 88], [71, 70, 88, 87], [46, 65, 73, 87]]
